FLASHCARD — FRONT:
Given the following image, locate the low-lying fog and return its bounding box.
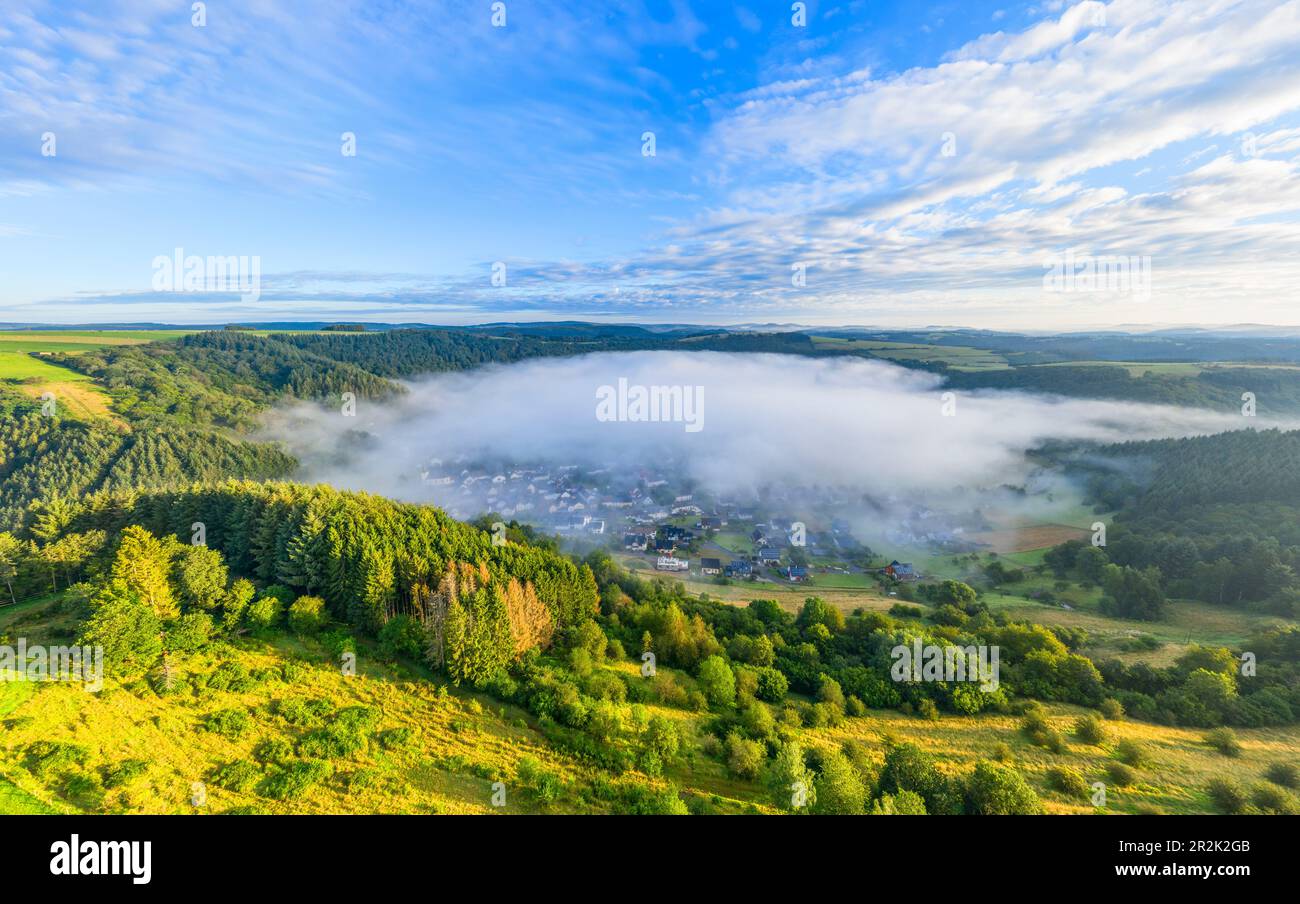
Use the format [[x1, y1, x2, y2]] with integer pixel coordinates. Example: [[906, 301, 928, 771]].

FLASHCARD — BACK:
[[260, 351, 1251, 552]]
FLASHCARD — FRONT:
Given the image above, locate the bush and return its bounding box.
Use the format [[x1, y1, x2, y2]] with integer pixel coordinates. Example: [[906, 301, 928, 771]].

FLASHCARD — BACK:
[[723, 731, 765, 780], [1206, 777, 1249, 814], [245, 595, 283, 631], [1046, 766, 1089, 799], [166, 612, 214, 652], [1099, 698, 1124, 720], [211, 760, 262, 793], [1021, 708, 1066, 753], [378, 615, 426, 660], [200, 707, 251, 738], [870, 790, 928, 814], [1265, 762, 1299, 789], [254, 738, 295, 765], [207, 661, 255, 693], [1251, 782, 1299, 815], [101, 759, 149, 789], [24, 741, 88, 777], [298, 707, 379, 759], [259, 759, 334, 800], [1106, 762, 1136, 787], [517, 756, 563, 805], [917, 699, 940, 721], [58, 771, 105, 809], [1204, 728, 1242, 757], [1074, 714, 1108, 745], [965, 761, 1043, 815], [276, 697, 332, 727], [287, 595, 327, 635], [377, 727, 414, 750], [698, 656, 736, 708], [1113, 739, 1148, 768], [754, 667, 789, 702]]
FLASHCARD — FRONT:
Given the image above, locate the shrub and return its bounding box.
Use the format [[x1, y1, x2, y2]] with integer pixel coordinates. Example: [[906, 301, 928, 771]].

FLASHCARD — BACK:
[[166, 612, 214, 652], [698, 656, 736, 708], [1099, 698, 1124, 720], [1265, 762, 1299, 789], [1074, 714, 1108, 745], [377, 727, 414, 751], [254, 738, 295, 765], [58, 771, 105, 809], [965, 761, 1043, 815], [870, 790, 928, 815], [24, 741, 88, 777], [1106, 762, 1136, 787], [754, 667, 789, 703], [200, 707, 251, 738], [723, 731, 765, 780], [211, 759, 262, 793], [517, 755, 563, 805], [880, 743, 964, 815], [992, 742, 1013, 763], [1114, 739, 1148, 768], [245, 595, 283, 631], [207, 661, 255, 693], [1251, 782, 1299, 815], [288, 595, 327, 635], [101, 759, 148, 789], [258, 759, 334, 800], [917, 699, 940, 721], [377, 614, 425, 660], [1206, 777, 1249, 814], [1046, 766, 1089, 799], [1021, 708, 1066, 753], [1204, 728, 1242, 757], [276, 697, 332, 727]]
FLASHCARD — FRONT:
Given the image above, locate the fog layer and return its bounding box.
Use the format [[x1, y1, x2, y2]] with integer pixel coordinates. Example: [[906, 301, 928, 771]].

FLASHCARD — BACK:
[[261, 351, 1250, 530]]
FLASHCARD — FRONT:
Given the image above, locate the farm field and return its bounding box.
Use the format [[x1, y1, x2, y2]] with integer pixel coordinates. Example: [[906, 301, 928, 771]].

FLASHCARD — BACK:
[[809, 335, 1012, 371], [0, 346, 116, 419]]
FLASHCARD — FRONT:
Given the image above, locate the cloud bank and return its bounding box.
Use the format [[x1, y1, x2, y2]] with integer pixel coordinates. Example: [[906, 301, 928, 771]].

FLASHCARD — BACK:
[[262, 351, 1253, 536]]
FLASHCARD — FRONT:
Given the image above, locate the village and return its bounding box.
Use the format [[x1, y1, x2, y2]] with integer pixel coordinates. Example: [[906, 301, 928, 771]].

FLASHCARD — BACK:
[[415, 456, 951, 588]]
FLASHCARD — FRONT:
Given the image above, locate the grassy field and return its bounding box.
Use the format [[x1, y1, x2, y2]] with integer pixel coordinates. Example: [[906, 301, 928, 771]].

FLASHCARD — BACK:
[[0, 330, 175, 419], [810, 335, 1011, 371], [2, 605, 1293, 815]]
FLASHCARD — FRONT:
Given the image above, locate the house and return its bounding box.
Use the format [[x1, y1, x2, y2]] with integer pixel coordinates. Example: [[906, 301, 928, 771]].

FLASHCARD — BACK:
[[724, 560, 753, 578], [885, 560, 917, 581], [623, 533, 648, 552], [786, 565, 810, 582], [699, 516, 723, 531], [656, 556, 689, 572], [757, 548, 782, 566], [699, 557, 722, 575], [654, 536, 677, 554], [587, 519, 605, 535]]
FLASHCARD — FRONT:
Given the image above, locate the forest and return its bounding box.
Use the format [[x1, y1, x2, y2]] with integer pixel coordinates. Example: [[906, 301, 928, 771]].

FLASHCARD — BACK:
[[1, 327, 1298, 815]]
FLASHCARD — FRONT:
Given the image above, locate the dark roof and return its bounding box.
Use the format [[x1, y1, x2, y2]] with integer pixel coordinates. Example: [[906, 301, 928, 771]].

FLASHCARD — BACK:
[[700, 557, 722, 569]]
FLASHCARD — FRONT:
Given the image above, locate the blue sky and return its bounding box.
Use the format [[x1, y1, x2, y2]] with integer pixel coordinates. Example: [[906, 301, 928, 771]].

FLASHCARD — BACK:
[[3, 0, 1300, 328]]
